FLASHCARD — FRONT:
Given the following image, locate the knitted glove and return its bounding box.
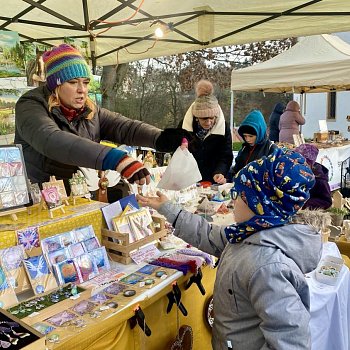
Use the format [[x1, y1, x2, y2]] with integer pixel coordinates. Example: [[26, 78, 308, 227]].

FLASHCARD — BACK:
[[155, 128, 193, 152], [116, 156, 150, 184]]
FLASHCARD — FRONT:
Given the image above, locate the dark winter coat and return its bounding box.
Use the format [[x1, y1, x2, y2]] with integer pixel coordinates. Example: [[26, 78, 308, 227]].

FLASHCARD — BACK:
[[15, 86, 162, 185], [303, 162, 332, 210], [231, 110, 277, 177], [180, 103, 233, 182], [268, 102, 284, 142]]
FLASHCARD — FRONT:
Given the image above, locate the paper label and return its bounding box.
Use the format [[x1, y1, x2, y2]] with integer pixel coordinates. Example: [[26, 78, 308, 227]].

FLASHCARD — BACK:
[[130, 244, 161, 265]]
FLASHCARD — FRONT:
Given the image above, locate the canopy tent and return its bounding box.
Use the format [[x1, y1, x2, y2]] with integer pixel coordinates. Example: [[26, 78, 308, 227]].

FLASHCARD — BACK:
[[230, 34, 350, 93], [1, 0, 350, 68]]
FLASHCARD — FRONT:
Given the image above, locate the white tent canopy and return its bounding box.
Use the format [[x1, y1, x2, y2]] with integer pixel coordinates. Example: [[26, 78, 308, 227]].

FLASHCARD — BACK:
[[231, 34, 350, 93], [2, 1, 350, 67]]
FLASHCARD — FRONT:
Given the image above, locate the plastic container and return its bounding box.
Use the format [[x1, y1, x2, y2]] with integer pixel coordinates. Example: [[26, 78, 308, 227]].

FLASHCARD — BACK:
[[316, 255, 344, 286]]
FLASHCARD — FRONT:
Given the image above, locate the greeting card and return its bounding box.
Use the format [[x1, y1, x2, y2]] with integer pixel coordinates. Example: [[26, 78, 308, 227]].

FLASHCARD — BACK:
[[83, 237, 100, 252], [102, 282, 126, 296], [54, 259, 81, 285], [74, 225, 95, 242], [41, 186, 62, 209], [47, 247, 70, 265], [16, 226, 40, 250], [45, 310, 77, 327], [68, 242, 85, 257], [0, 265, 18, 308], [23, 255, 58, 294], [120, 273, 144, 285], [69, 300, 95, 315], [32, 322, 55, 335], [89, 292, 112, 304], [74, 254, 97, 282], [90, 247, 110, 273]]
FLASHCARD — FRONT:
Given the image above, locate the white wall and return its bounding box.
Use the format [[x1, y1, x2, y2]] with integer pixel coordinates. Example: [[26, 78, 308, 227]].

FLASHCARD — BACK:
[[294, 31, 350, 140]]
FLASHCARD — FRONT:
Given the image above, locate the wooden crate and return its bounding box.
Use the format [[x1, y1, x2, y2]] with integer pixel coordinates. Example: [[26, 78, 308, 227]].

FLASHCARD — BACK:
[[101, 216, 168, 264], [314, 132, 328, 142]]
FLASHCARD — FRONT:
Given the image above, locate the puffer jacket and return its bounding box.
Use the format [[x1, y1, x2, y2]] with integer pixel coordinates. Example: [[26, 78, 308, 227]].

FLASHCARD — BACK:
[[279, 101, 305, 144], [158, 202, 323, 350], [15, 86, 162, 185]]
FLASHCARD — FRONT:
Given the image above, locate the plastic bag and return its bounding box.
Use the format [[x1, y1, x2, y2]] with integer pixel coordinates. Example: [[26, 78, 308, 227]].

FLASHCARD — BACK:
[[157, 146, 202, 190]]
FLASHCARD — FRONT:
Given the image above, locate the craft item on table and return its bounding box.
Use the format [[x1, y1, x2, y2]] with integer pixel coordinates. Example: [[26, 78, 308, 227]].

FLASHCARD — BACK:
[[74, 225, 95, 242], [41, 186, 62, 209], [45, 310, 78, 327], [69, 172, 91, 204], [74, 254, 98, 282], [157, 146, 202, 191], [60, 230, 77, 247], [47, 247, 70, 265], [195, 197, 216, 216], [90, 247, 110, 274], [29, 182, 42, 205], [112, 214, 134, 242], [0, 310, 44, 349], [150, 253, 204, 275], [16, 226, 40, 250], [82, 237, 100, 252], [176, 248, 214, 267], [101, 194, 139, 230], [32, 322, 55, 335], [0, 266, 18, 308], [143, 150, 156, 169], [216, 203, 229, 214], [170, 325, 193, 350], [101, 282, 126, 296], [136, 264, 159, 275], [68, 242, 85, 257], [81, 269, 125, 290], [41, 235, 63, 254], [0, 245, 30, 292], [69, 300, 96, 316], [0, 145, 31, 213], [128, 207, 154, 238], [54, 259, 82, 285], [120, 273, 144, 285], [42, 176, 69, 205], [123, 289, 136, 297], [23, 254, 58, 294], [89, 293, 112, 304]]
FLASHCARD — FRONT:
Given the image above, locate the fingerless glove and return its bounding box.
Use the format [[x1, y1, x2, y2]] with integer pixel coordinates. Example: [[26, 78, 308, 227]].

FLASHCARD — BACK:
[[116, 155, 150, 183]]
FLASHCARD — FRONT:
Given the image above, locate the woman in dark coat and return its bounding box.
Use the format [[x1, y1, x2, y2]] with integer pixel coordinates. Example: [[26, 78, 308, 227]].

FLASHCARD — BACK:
[[295, 144, 332, 210], [268, 102, 284, 142], [179, 80, 233, 184], [230, 109, 277, 178]]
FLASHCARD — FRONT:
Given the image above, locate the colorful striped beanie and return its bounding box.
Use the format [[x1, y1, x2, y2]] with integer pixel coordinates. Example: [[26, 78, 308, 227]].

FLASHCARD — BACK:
[[42, 44, 91, 91]]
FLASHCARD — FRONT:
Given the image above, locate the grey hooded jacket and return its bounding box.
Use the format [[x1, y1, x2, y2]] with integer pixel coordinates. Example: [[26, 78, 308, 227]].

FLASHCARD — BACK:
[[158, 202, 323, 350]]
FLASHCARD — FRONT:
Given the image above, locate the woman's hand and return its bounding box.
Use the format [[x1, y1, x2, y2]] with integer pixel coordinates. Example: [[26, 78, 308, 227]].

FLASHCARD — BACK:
[[136, 191, 169, 211], [213, 173, 226, 184]]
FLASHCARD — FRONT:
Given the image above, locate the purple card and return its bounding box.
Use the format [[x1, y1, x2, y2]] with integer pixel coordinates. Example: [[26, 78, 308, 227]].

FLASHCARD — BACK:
[[16, 226, 40, 250], [83, 237, 100, 252], [89, 293, 112, 304], [45, 310, 77, 327], [102, 283, 126, 295], [69, 300, 95, 315]]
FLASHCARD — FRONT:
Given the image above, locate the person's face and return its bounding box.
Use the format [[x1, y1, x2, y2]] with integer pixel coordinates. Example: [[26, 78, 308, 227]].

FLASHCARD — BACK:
[[197, 116, 216, 130], [243, 133, 257, 146], [58, 78, 90, 109], [232, 195, 255, 223]]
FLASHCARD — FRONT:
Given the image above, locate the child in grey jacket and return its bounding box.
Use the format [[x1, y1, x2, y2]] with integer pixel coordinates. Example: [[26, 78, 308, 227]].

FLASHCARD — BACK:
[[137, 148, 322, 350]]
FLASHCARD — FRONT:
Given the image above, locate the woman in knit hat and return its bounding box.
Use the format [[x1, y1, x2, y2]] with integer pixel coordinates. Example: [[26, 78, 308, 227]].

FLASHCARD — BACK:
[[137, 147, 322, 350], [230, 109, 277, 178], [295, 143, 332, 210], [179, 80, 233, 184], [15, 44, 187, 193]]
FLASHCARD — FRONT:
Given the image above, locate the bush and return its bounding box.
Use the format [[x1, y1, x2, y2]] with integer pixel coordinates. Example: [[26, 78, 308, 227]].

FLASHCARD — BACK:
[[232, 142, 242, 151]]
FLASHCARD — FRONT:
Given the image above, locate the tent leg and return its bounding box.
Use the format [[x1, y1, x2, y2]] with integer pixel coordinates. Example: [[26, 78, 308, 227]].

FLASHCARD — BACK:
[[230, 90, 234, 132]]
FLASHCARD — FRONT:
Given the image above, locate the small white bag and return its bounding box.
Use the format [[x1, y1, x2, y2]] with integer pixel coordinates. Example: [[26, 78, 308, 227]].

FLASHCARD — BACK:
[[157, 146, 202, 190]]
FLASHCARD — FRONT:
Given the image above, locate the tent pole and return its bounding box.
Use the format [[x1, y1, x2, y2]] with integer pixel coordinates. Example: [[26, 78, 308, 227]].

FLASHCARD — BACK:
[[230, 90, 234, 131]]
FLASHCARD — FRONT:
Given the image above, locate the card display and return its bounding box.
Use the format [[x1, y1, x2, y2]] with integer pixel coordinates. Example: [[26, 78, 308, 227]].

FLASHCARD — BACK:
[[0, 145, 30, 211], [16, 226, 40, 250]]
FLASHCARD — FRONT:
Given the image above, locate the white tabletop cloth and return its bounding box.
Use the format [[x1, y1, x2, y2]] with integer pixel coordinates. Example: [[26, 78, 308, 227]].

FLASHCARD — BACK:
[[308, 242, 350, 350]]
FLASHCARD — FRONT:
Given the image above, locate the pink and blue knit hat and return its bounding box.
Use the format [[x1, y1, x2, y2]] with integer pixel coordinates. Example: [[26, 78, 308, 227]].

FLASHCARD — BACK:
[[42, 44, 91, 91]]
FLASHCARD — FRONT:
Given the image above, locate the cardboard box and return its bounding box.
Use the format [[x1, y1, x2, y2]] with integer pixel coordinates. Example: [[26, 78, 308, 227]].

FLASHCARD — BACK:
[[314, 132, 328, 142]]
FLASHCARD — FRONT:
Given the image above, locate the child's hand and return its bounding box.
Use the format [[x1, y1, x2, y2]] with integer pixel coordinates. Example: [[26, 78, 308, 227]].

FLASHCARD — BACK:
[[136, 191, 169, 211]]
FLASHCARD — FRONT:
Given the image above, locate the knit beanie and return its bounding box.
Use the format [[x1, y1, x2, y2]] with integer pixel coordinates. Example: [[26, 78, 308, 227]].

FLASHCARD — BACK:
[[192, 80, 221, 118], [294, 144, 319, 167], [42, 44, 91, 91], [225, 148, 315, 243]]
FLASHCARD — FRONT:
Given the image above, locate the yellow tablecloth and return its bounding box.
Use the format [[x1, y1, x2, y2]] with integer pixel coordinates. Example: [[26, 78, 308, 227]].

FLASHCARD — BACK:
[[54, 266, 215, 350], [0, 199, 105, 248]]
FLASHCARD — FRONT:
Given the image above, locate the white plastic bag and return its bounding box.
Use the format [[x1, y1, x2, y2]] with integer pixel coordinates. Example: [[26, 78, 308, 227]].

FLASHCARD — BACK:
[[157, 146, 202, 190]]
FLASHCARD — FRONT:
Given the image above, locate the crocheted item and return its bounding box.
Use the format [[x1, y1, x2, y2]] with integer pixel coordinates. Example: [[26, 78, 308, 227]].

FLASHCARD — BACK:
[[116, 155, 147, 181], [192, 80, 220, 118], [42, 44, 90, 91], [177, 248, 214, 266]]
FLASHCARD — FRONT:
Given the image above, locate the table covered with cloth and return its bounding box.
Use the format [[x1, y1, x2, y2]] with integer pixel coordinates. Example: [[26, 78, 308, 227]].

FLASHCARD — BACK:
[[308, 242, 350, 350]]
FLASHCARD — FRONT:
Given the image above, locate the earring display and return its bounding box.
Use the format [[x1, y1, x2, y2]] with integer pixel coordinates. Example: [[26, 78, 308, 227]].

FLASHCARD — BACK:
[[0, 309, 45, 349]]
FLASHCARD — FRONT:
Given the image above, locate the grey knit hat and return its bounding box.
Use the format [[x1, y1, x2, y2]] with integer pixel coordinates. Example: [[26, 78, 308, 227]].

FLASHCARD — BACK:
[[192, 80, 221, 118]]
